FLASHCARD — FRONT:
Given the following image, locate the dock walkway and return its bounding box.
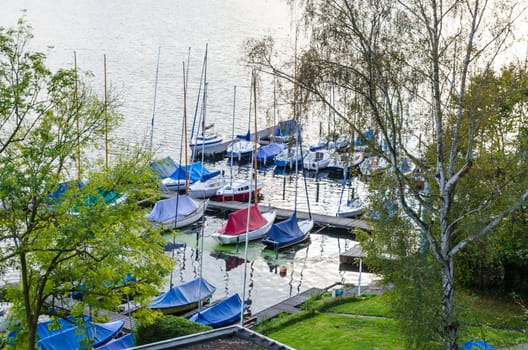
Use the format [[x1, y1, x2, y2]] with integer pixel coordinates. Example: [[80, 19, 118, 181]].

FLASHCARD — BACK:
[[207, 201, 371, 231], [250, 287, 324, 325]]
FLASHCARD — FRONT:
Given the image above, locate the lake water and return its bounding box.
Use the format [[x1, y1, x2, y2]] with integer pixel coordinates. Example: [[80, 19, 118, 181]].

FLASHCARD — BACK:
[[0, 0, 376, 314]]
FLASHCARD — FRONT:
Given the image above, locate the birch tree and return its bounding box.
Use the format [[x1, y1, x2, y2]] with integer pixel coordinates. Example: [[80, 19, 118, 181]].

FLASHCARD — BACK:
[[247, 0, 527, 348]]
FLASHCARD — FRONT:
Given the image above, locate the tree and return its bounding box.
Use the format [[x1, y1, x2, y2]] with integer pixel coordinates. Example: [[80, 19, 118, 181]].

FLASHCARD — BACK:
[[247, 0, 528, 348], [0, 19, 172, 350]]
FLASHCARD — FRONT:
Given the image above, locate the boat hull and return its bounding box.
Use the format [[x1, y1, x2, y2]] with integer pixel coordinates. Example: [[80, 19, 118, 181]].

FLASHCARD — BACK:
[[215, 189, 261, 202], [188, 178, 227, 198], [212, 211, 277, 245], [262, 219, 313, 250], [153, 297, 211, 315], [154, 199, 208, 229]]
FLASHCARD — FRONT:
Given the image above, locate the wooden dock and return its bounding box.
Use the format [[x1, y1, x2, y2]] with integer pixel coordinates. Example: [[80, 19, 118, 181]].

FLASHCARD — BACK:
[[250, 287, 323, 325], [339, 245, 366, 265], [207, 201, 372, 231]]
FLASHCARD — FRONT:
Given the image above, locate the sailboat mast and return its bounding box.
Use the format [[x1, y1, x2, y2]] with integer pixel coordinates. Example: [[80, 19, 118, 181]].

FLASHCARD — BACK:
[[74, 51, 81, 182], [253, 72, 258, 205], [230, 86, 236, 186], [150, 47, 161, 153], [183, 61, 189, 192], [104, 54, 109, 171]]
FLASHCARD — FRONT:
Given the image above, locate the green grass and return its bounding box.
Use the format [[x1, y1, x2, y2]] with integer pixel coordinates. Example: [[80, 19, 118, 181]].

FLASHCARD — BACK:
[[254, 292, 528, 349], [263, 313, 405, 350], [322, 293, 393, 317], [457, 291, 527, 329]]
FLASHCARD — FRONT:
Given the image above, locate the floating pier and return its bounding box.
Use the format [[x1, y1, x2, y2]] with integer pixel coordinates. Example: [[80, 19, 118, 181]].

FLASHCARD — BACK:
[[207, 201, 372, 232]]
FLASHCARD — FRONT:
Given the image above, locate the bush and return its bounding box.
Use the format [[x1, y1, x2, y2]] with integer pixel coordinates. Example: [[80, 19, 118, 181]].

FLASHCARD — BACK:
[[135, 315, 211, 345]]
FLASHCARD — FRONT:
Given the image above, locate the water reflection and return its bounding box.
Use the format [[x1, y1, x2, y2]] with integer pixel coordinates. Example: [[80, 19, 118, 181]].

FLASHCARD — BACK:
[[161, 215, 375, 314]]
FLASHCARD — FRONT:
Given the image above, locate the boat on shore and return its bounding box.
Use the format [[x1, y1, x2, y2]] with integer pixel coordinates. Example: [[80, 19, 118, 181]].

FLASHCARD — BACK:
[[189, 293, 245, 328], [150, 277, 216, 315], [212, 205, 276, 245]]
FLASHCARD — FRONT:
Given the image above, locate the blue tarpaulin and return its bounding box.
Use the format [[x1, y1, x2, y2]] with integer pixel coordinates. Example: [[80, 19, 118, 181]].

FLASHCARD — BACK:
[[147, 195, 199, 222], [189, 293, 244, 328], [355, 129, 374, 146], [262, 212, 305, 248], [94, 333, 135, 350], [37, 320, 125, 350], [257, 143, 285, 163], [167, 162, 220, 183], [460, 340, 496, 350], [150, 157, 179, 179], [36, 316, 91, 340], [150, 277, 216, 311]]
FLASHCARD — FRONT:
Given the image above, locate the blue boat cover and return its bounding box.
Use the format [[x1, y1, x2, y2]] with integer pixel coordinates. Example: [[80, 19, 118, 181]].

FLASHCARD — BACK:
[[150, 277, 216, 311], [37, 319, 125, 350], [236, 130, 251, 141], [36, 316, 91, 340], [150, 157, 179, 179], [168, 162, 220, 183], [189, 293, 243, 328], [147, 195, 199, 222], [460, 340, 496, 350], [355, 129, 374, 146], [263, 212, 304, 246], [47, 181, 85, 204], [257, 143, 285, 162], [275, 119, 297, 136], [94, 333, 135, 350]]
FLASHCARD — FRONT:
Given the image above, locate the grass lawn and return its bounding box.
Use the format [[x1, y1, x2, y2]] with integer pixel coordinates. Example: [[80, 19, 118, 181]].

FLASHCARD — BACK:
[[263, 313, 405, 350], [254, 292, 528, 349]]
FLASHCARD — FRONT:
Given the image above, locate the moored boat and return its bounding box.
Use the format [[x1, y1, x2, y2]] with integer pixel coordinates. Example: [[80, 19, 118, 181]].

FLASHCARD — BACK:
[[274, 146, 308, 168], [262, 212, 313, 250], [189, 293, 245, 328], [146, 195, 208, 229], [257, 142, 285, 164], [303, 149, 332, 171], [189, 131, 223, 151], [36, 319, 125, 350], [188, 176, 227, 199], [215, 178, 263, 202], [336, 197, 368, 218], [150, 277, 216, 315], [212, 205, 276, 245], [226, 139, 256, 161]]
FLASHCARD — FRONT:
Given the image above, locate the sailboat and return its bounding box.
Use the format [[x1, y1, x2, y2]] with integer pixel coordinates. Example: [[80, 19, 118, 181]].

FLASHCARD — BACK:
[[303, 149, 332, 171], [188, 77, 225, 198], [225, 76, 260, 161], [147, 62, 209, 230], [217, 81, 264, 202], [189, 293, 246, 328], [257, 142, 286, 164], [149, 277, 216, 315], [188, 46, 223, 153], [212, 205, 276, 245], [36, 319, 126, 350], [263, 77, 313, 250], [336, 170, 368, 218], [146, 194, 208, 229]]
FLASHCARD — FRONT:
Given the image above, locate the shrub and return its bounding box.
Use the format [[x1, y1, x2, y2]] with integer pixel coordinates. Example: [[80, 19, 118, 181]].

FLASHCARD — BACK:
[[135, 315, 211, 345]]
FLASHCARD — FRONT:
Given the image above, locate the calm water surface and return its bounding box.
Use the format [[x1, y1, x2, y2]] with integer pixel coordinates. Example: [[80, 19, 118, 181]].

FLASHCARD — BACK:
[[1, 1, 376, 313]]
